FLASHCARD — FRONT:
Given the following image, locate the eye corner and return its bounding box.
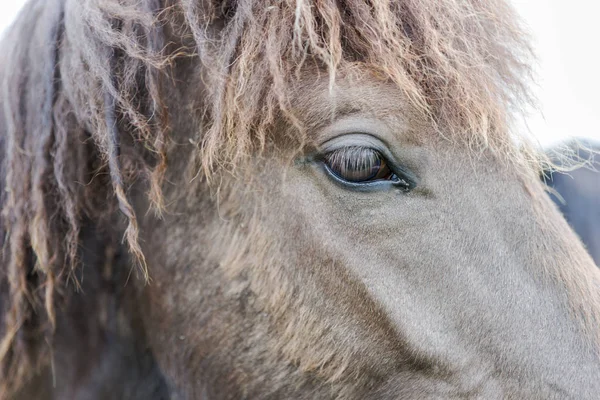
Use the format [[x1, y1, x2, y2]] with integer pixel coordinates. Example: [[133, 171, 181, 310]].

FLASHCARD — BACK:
[[393, 175, 416, 192]]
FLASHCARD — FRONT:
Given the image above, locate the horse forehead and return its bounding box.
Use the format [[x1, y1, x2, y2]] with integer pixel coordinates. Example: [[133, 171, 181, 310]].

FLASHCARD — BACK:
[[290, 76, 424, 139]]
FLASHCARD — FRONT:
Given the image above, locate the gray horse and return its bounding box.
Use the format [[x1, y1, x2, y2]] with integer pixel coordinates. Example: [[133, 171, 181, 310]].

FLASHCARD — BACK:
[[545, 141, 600, 265]]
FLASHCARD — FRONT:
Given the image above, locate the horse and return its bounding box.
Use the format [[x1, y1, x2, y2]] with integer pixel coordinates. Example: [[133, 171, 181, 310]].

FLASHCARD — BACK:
[[2, 0, 600, 398], [544, 141, 600, 266]]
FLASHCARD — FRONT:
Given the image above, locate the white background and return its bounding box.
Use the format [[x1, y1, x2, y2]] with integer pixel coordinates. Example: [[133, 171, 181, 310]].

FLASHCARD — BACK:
[[1, 0, 599, 148]]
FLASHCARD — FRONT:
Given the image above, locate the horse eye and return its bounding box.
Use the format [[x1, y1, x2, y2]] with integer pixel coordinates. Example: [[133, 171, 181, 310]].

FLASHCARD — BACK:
[[324, 147, 395, 183]]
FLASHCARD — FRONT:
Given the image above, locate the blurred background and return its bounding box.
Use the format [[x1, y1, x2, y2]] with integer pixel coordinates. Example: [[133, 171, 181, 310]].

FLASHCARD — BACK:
[[1, 0, 599, 148]]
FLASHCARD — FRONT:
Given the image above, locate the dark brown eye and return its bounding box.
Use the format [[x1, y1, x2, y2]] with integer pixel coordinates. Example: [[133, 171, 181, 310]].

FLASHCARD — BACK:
[[324, 147, 394, 183]]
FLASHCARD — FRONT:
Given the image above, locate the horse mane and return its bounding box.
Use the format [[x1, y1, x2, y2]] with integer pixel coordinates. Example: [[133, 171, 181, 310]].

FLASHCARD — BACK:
[[0, 0, 538, 395]]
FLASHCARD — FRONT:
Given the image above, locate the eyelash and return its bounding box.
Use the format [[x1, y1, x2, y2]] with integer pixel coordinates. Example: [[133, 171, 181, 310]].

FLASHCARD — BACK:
[[322, 146, 411, 189]]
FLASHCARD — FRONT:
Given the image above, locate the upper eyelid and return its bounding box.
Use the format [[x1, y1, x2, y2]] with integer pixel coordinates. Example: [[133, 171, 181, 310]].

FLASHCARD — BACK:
[[325, 146, 380, 157], [318, 133, 387, 153], [315, 117, 396, 147]]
